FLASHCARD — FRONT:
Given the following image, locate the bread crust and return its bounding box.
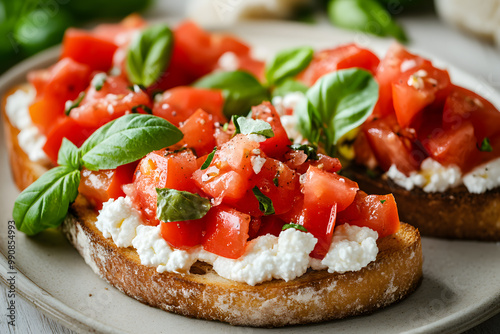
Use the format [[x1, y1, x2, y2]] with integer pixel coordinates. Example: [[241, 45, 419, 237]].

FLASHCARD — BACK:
[[2, 87, 423, 327], [62, 195, 422, 327], [347, 165, 500, 241]]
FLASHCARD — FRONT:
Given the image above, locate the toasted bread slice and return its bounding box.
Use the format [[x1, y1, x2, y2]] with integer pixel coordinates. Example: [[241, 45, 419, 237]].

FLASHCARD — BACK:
[[347, 165, 500, 241], [2, 87, 423, 327], [61, 195, 422, 327]]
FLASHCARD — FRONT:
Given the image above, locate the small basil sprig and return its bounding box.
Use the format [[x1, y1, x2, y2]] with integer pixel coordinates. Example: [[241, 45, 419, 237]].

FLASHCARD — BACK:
[[282, 223, 308, 232], [156, 188, 211, 223], [201, 147, 217, 170], [126, 24, 174, 87], [13, 114, 184, 236], [233, 116, 274, 138], [194, 70, 269, 118], [252, 187, 275, 215], [265, 46, 314, 86], [64, 92, 85, 116], [328, 0, 407, 43], [479, 138, 493, 152], [295, 68, 378, 156]]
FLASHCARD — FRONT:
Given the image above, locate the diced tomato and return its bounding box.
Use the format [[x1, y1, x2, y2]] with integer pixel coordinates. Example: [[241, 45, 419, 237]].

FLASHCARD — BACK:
[[256, 216, 286, 238], [375, 43, 429, 118], [248, 216, 262, 239], [173, 21, 251, 78], [28, 57, 92, 101], [169, 109, 216, 157], [192, 134, 260, 203], [43, 117, 96, 164], [29, 97, 65, 136], [202, 205, 250, 259], [131, 149, 198, 224], [362, 115, 425, 175], [153, 87, 226, 127], [303, 166, 358, 212], [284, 150, 342, 174], [69, 76, 152, 128], [78, 162, 137, 210], [297, 44, 380, 86], [421, 121, 477, 170], [337, 191, 400, 238], [301, 166, 358, 258], [61, 28, 118, 72], [443, 86, 500, 141], [252, 158, 299, 215], [251, 102, 292, 158], [392, 62, 451, 129], [160, 219, 206, 250]]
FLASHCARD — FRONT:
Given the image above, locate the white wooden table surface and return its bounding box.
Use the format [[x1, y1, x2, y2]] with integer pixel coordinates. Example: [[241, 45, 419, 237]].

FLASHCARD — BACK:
[[1, 1, 500, 333]]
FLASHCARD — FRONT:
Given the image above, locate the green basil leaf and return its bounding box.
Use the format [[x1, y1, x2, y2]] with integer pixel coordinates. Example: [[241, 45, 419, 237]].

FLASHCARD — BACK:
[[194, 70, 269, 118], [272, 78, 309, 98], [13, 166, 80, 235], [236, 117, 274, 138], [57, 138, 81, 170], [252, 186, 275, 215], [289, 144, 318, 160], [201, 147, 217, 170], [479, 137, 493, 152], [80, 114, 183, 171], [156, 188, 211, 222], [64, 91, 85, 116], [126, 24, 174, 87], [265, 46, 314, 86], [328, 0, 408, 43], [282, 223, 308, 232], [296, 68, 378, 156]]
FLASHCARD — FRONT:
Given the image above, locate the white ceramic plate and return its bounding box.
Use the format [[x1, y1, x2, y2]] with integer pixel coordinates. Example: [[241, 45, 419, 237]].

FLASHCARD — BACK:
[[1, 21, 500, 334]]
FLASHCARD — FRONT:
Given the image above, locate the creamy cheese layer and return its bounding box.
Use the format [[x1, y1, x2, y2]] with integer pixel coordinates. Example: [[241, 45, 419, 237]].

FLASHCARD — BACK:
[[5, 88, 50, 164], [386, 157, 500, 194], [96, 197, 380, 286]]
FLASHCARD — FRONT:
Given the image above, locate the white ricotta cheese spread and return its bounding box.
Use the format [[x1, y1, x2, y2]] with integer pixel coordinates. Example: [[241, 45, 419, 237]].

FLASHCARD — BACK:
[[95, 197, 142, 248], [386, 157, 500, 194], [95, 197, 380, 285], [463, 158, 500, 194], [5, 87, 50, 163]]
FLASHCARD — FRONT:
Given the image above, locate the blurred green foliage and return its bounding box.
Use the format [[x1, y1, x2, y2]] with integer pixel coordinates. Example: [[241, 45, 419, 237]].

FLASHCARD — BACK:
[[0, 0, 151, 74]]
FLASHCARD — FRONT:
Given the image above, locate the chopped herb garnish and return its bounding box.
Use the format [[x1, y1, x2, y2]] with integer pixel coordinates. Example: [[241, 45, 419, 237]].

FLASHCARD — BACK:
[[282, 223, 308, 232], [91, 73, 107, 91], [233, 116, 274, 138], [273, 176, 279, 187], [380, 199, 386, 204], [64, 92, 85, 116], [222, 122, 229, 131], [131, 104, 153, 114], [201, 147, 217, 170], [289, 144, 318, 160], [479, 138, 493, 152], [252, 186, 275, 215]]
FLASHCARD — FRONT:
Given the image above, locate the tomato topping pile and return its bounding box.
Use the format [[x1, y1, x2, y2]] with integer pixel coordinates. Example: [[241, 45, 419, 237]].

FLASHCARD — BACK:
[[355, 43, 500, 175], [83, 101, 397, 260], [25, 18, 406, 261], [26, 17, 262, 166]]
